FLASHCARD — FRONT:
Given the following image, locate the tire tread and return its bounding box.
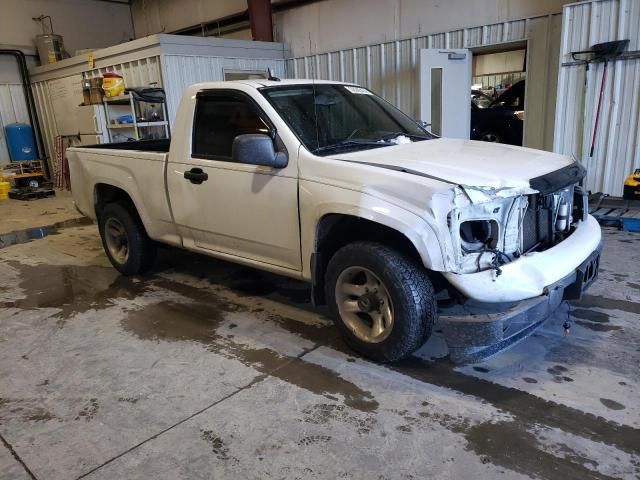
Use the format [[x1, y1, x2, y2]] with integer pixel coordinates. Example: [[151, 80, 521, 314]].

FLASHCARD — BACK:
[[325, 241, 437, 362]]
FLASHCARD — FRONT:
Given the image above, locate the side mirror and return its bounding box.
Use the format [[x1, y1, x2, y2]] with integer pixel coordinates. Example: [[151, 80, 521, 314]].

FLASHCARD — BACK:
[[232, 134, 288, 168]]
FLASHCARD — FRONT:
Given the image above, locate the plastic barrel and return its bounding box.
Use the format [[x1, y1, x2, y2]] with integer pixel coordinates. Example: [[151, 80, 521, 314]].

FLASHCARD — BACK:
[[5, 123, 37, 161]]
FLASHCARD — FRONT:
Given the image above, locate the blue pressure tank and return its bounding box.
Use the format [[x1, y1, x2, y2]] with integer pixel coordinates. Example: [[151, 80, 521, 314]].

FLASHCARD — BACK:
[[5, 123, 37, 161]]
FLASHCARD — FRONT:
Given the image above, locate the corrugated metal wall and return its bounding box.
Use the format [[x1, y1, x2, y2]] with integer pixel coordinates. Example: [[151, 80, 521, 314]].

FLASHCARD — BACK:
[[285, 14, 562, 152], [554, 0, 640, 195], [161, 55, 286, 122], [31, 81, 56, 170], [31, 57, 163, 171], [286, 19, 532, 119], [31, 54, 286, 166], [0, 84, 30, 162], [82, 56, 163, 89]]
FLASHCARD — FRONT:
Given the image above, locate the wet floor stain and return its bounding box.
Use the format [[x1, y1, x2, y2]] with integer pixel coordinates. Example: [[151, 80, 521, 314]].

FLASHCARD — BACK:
[[610, 273, 629, 282], [300, 403, 376, 434], [3, 227, 640, 479], [115, 280, 377, 413], [570, 308, 622, 332], [0, 217, 93, 249], [391, 358, 640, 455], [472, 366, 490, 373], [574, 320, 621, 332], [547, 365, 568, 375], [121, 301, 226, 343], [571, 309, 610, 323], [599, 398, 626, 411], [200, 429, 238, 464], [1, 261, 147, 321], [463, 421, 611, 480], [111, 262, 640, 459], [213, 341, 379, 413], [575, 295, 640, 315], [0, 398, 60, 423], [75, 398, 99, 421]]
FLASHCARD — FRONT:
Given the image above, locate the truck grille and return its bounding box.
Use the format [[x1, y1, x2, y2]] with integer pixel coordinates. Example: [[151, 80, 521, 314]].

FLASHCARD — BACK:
[[522, 193, 554, 253]]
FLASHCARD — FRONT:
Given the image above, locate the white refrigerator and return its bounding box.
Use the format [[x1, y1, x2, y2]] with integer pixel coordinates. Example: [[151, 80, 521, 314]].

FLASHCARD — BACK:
[[74, 104, 109, 146]]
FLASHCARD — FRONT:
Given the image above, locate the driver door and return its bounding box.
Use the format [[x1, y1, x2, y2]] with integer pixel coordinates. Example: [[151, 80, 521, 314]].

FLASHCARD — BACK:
[[167, 90, 301, 271]]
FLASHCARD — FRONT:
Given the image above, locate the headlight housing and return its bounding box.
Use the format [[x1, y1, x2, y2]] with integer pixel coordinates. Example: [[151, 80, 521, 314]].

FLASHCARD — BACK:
[[459, 220, 499, 251], [449, 195, 529, 273]]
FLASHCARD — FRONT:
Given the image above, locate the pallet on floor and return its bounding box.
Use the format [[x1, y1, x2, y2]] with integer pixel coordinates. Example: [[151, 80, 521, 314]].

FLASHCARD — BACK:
[[589, 193, 640, 232], [8, 188, 56, 201]]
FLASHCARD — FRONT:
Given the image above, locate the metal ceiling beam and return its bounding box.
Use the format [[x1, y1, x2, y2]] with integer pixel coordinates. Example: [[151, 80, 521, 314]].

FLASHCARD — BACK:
[[87, 0, 131, 4], [248, 0, 273, 42], [170, 0, 323, 38]]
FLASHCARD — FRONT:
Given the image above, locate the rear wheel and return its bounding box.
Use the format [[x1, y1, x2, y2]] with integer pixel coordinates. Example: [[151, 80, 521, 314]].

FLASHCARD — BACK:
[[98, 202, 156, 275], [325, 242, 437, 362]]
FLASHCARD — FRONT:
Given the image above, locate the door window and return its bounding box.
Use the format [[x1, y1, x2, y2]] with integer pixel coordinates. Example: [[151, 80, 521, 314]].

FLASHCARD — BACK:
[[192, 93, 271, 160]]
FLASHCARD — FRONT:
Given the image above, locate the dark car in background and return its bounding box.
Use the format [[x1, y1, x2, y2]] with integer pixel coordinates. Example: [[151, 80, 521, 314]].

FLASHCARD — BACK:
[[471, 80, 525, 146], [471, 89, 493, 109]]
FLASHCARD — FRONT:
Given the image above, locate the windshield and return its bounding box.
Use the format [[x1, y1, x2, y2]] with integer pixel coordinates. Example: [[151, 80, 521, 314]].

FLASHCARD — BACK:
[[261, 84, 434, 155]]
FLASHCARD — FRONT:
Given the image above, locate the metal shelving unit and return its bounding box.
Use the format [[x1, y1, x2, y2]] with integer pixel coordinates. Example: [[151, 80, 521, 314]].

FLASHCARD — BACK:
[[103, 92, 169, 143]]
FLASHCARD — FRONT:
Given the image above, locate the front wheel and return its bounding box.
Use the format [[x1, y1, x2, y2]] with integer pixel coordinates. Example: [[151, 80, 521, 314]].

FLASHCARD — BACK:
[[480, 131, 501, 143], [98, 202, 156, 275], [325, 242, 437, 362]]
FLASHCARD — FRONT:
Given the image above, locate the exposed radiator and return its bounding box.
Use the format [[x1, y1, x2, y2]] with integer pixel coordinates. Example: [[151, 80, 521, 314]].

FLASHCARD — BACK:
[[522, 194, 554, 253]]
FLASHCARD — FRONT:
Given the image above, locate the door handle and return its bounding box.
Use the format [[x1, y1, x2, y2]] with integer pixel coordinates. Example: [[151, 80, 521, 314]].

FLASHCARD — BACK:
[[183, 167, 208, 184]]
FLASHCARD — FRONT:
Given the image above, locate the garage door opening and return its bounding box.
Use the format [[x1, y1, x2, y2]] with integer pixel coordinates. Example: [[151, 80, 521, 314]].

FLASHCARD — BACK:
[[471, 46, 527, 146]]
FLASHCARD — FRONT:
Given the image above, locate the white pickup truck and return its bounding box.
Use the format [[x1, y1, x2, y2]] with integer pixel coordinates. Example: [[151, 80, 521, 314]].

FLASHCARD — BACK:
[[68, 79, 602, 363]]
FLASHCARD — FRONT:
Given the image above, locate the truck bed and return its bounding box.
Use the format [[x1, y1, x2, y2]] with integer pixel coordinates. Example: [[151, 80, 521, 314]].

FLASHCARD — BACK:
[[85, 138, 170, 153], [66, 141, 173, 243]]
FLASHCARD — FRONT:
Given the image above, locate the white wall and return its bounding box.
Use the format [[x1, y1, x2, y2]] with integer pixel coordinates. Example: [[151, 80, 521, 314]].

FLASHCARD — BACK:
[[274, 0, 571, 57], [0, 0, 134, 55], [131, 0, 571, 55], [131, 0, 248, 37], [0, 0, 134, 164], [0, 85, 30, 162], [554, 0, 640, 195]]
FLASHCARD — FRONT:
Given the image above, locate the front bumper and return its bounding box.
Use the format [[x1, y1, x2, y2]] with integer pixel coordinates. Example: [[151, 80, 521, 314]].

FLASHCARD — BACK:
[[439, 242, 602, 363], [443, 214, 602, 303]]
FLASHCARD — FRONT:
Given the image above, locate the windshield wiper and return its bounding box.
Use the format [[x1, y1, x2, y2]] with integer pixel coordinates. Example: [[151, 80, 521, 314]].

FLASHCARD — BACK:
[[312, 138, 391, 155]]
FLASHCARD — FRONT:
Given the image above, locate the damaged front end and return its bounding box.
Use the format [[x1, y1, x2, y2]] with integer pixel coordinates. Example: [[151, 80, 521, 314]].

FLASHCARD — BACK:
[[448, 184, 588, 277], [447, 162, 589, 277], [436, 162, 602, 363]]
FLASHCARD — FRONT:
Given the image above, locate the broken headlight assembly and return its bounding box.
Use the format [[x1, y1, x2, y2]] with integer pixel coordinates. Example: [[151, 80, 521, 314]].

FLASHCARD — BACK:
[[449, 195, 528, 275], [449, 184, 585, 275], [459, 220, 499, 251]]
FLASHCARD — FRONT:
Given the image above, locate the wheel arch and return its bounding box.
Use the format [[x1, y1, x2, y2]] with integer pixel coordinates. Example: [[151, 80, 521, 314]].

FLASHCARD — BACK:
[[93, 183, 151, 237], [310, 212, 445, 305]]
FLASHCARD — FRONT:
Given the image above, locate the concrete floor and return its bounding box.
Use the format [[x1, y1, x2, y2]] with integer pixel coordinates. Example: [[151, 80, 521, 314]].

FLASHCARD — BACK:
[[0, 195, 639, 480]]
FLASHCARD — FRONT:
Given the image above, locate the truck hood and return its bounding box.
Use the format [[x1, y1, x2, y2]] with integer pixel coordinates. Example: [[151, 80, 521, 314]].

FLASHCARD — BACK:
[[329, 138, 574, 192]]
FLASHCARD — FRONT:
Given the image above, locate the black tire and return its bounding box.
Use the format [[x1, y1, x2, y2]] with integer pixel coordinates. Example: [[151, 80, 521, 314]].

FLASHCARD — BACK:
[[98, 202, 156, 275], [325, 241, 437, 362], [480, 131, 501, 143]]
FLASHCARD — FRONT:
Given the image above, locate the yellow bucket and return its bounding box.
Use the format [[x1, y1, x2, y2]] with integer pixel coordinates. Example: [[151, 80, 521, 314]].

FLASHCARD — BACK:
[[102, 72, 125, 98], [0, 181, 10, 201]]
